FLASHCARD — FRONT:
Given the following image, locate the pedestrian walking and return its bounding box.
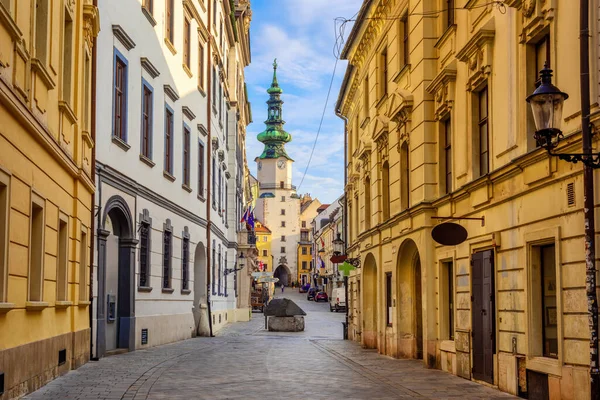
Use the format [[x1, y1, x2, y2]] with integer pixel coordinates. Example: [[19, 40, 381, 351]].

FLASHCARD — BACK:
[[281, 284, 285, 293]]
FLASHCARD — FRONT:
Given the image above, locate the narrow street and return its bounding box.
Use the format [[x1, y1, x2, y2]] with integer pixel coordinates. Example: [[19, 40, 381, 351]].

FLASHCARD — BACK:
[[25, 290, 515, 400]]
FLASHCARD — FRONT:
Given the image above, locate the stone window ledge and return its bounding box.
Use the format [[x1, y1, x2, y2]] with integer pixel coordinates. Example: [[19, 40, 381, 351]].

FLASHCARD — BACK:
[[0, 302, 15, 313], [140, 154, 155, 168], [112, 136, 131, 151], [77, 300, 91, 307], [138, 286, 153, 293], [162, 287, 174, 294], [26, 301, 49, 311], [181, 289, 191, 295], [163, 171, 176, 182], [55, 301, 72, 309]]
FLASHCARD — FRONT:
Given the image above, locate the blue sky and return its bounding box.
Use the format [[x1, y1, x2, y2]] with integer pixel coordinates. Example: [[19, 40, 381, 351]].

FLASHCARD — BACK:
[[244, 0, 362, 204]]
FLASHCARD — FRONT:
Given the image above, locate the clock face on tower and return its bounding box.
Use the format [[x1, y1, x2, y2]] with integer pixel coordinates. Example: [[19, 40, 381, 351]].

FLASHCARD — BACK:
[[277, 160, 286, 169]]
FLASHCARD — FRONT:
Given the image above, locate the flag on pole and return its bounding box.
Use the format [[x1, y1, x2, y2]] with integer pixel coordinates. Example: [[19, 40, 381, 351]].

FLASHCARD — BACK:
[[240, 207, 249, 223], [320, 237, 325, 248], [247, 206, 255, 230]]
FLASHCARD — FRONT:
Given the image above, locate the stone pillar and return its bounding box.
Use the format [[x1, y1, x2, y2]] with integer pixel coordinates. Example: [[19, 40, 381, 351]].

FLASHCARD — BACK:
[[96, 228, 110, 359]]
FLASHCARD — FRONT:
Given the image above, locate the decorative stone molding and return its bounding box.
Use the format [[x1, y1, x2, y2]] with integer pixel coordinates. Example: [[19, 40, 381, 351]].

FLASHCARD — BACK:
[[387, 91, 413, 124], [182, 106, 196, 120], [218, 150, 225, 162], [164, 84, 179, 102], [141, 57, 160, 78], [83, 4, 100, 50], [112, 25, 136, 50], [371, 114, 390, 143], [520, 0, 556, 43], [426, 67, 457, 121], [375, 131, 389, 163], [198, 124, 208, 137], [456, 29, 495, 91]]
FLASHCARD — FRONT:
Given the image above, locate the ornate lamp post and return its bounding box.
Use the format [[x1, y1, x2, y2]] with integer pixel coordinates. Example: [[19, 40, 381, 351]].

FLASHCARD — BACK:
[[527, 62, 599, 396], [225, 252, 246, 275]]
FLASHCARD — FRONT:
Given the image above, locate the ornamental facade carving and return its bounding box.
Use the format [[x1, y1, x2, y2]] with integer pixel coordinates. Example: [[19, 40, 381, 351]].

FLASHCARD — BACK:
[[456, 29, 495, 91], [426, 67, 457, 121]]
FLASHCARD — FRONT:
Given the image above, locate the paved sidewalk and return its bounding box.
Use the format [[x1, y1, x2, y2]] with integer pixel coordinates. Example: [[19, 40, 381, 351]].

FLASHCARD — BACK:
[[25, 290, 516, 399]]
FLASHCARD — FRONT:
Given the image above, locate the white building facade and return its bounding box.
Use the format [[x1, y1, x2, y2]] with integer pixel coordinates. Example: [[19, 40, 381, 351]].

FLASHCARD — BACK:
[[92, 0, 252, 358]]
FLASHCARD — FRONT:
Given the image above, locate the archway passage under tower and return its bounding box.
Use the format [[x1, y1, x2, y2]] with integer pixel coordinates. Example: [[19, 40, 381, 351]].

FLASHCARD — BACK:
[[274, 265, 291, 286]]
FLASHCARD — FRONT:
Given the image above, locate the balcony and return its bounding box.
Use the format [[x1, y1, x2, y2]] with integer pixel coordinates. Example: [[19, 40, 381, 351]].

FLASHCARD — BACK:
[[237, 230, 257, 247]]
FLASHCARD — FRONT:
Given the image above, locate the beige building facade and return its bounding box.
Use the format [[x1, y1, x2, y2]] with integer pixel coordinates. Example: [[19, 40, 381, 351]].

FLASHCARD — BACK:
[[337, 0, 600, 398]]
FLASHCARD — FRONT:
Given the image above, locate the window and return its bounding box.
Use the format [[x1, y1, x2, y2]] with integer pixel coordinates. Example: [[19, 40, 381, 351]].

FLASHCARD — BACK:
[[211, 241, 216, 294], [262, 250, 268, 257], [162, 228, 172, 289], [281, 247, 286, 253], [57, 216, 68, 302], [445, 0, 455, 29], [442, 117, 452, 194], [218, 168, 222, 213], [182, 235, 189, 291], [535, 35, 550, 85], [281, 196, 285, 202], [302, 221, 306, 228], [379, 47, 388, 98], [263, 236, 267, 242], [35, 0, 49, 64], [141, 81, 153, 158], [302, 247, 307, 255], [198, 42, 205, 89], [224, 252, 227, 296], [442, 261, 454, 340], [309, 261, 313, 269], [310, 247, 313, 255], [400, 13, 409, 67], [212, 158, 216, 206], [183, 125, 191, 186], [62, 9, 73, 103], [198, 142, 205, 195], [301, 231, 309, 241], [224, 183, 228, 220], [280, 209, 285, 216], [165, 0, 174, 43], [218, 245, 222, 295], [477, 86, 489, 176], [531, 244, 558, 358], [281, 221, 286, 227], [79, 229, 87, 301], [113, 51, 128, 141], [183, 17, 191, 68], [83, 51, 91, 132], [164, 105, 174, 174], [281, 235, 286, 242], [212, 67, 217, 107], [400, 142, 410, 209], [139, 220, 150, 287], [142, 0, 152, 14], [386, 272, 392, 326], [302, 261, 307, 270], [364, 176, 371, 230], [363, 75, 369, 119], [0, 174, 8, 302], [382, 161, 390, 220], [29, 197, 45, 302], [280, 181, 284, 189]]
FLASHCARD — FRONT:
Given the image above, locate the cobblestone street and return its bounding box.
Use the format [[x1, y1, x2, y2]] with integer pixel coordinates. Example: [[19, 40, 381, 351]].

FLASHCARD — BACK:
[[25, 290, 516, 400]]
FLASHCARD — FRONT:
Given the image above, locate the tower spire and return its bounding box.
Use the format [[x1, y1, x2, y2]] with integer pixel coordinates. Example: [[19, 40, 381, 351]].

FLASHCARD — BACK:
[[257, 59, 293, 160]]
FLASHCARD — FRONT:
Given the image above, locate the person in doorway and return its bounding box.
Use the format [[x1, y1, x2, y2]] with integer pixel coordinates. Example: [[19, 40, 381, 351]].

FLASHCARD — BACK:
[[281, 284, 285, 293]]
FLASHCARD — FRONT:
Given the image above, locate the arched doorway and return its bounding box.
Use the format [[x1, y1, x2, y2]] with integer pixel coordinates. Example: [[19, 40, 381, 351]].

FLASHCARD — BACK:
[[396, 239, 423, 360], [274, 265, 290, 286], [363, 253, 378, 349], [193, 242, 209, 336], [97, 196, 136, 357]]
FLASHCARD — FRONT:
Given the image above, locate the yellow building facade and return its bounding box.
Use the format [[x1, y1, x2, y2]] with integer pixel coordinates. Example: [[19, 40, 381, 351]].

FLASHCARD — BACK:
[[337, 1, 600, 398], [255, 221, 273, 273], [297, 196, 320, 285], [0, 0, 99, 397]]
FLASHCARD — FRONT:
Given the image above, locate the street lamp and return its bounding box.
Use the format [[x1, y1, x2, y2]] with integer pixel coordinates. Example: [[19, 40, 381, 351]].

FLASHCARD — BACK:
[[332, 232, 344, 256], [225, 252, 246, 275], [527, 63, 599, 396], [526, 63, 568, 150]]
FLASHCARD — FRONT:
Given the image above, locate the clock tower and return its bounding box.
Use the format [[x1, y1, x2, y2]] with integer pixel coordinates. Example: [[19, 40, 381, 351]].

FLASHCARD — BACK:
[[255, 59, 293, 189], [254, 60, 300, 287]]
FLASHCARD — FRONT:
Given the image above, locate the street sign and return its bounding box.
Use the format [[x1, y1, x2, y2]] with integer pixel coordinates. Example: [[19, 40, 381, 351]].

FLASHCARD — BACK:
[[251, 271, 273, 278], [338, 262, 356, 277], [330, 254, 347, 263], [258, 277, 279, 283], [431, 222, 468, 246]]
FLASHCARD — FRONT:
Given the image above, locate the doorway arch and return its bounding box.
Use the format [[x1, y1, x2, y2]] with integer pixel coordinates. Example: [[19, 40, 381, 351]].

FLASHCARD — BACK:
[[396, 238, 423, 360], [274, 265, 291, 286], [363, 253, 378, 349], [97, 195, 137, 357], [193, 242, 209, 336]]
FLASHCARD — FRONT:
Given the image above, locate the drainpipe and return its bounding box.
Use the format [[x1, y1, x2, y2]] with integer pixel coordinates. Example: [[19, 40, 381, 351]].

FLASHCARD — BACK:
[[206, 0, 214, 338], [580, 1, 599, 397], [336, 97, 349, 341], [89, 0, 98, 360]]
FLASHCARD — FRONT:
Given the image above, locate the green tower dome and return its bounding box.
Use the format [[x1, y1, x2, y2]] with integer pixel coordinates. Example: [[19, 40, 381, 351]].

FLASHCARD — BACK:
[[257, 59, 293, 160]]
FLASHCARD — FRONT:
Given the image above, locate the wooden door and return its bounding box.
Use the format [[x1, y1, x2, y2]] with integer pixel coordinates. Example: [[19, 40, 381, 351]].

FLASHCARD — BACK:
[[471, 250, 495, 384]]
